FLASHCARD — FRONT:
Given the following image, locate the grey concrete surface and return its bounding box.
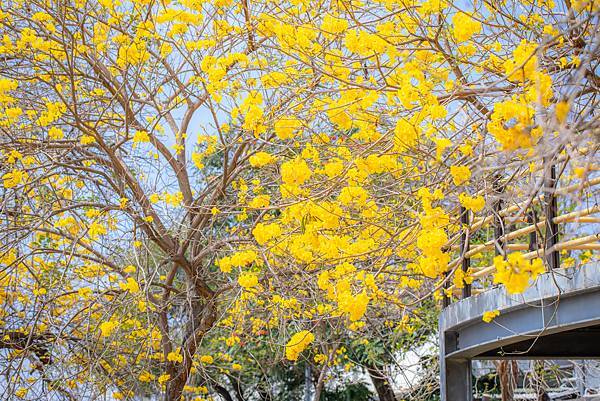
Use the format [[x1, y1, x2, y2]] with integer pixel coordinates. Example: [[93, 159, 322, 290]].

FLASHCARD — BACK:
[[440, 262, 600, 401]]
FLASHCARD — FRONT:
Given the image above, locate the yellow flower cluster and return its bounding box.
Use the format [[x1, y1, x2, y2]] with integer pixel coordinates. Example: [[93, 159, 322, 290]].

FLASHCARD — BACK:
[[487, 99, 541, 150], [487, 40, 555, 150], [453, 267, 474, 289], [133, 130, 150, 143], [48, 127, 64, 140], [281, 158, 312, 186], [37, 101, 65, 127], [394, 118, 420, 151], [139, 371, 154, 382], [416, 188, 450, 278], [116, 41, 149, 67], [452, 12, 481, 42], [274, 116, 302, 140], [0, 78, 17, 103], [321, 14, 348, 36], [252, 222, 282, 245], [285, 330, 314, 361], [238, 91, 265, 136], [493, 253, 545, 294], [482, 310, 500, 323], [450, 165, 471, 186], [249, 151, 276, 168], [248, 194, 271, 209], [238, 272, 259, 289], [118, 277, 140, 294], [99, 321, 117, 337], [317, 262, 376, 322], [167, 350, 183, 363], [459, 193, 485, 213], [337, 290, 370, 322], [344, 29, 390, 57], [2, 169, 28, 189], [217, 250, 259, 273], [338, 186, 369, 208], [503, 41, 538, 83]]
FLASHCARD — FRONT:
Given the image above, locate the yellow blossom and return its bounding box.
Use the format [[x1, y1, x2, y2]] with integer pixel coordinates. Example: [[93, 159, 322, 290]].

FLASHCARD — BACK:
[[99, 321, 117, 337], [555, 101, 570, 123], [281, 158, 311, 185], [133, 130, 150, 143], [453, 12, 481, 42], [238, 272, 258, 289], [248, 194, 271, 208], [158, 373, 170, 385], [249, 151, 276, 167], [2, 169, 28, 188], [285, 330, 314, 361], [338, 186, 369, 208], [119, 277, 140, 293], [139, 371, 154, 382], [274, 116, 302, 140], [167, 350, 183, 363], [459, 193, 485, 212], [450, 165, 471, 186], [482, 310, 500, 323], [493, 253, 545, 294], [252, 222, 282, 245], [48, 126, 64, 140]]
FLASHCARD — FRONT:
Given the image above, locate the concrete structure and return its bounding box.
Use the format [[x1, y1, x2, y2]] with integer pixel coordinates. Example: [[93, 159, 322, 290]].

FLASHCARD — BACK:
[[439, 262, 600, 401]]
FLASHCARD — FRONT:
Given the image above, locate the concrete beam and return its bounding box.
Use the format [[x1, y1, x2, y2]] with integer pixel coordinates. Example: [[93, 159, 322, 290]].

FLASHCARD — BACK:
[[440, 262, 600, 334], [439, 263, 600, 401], [447, 289, 600, 359]]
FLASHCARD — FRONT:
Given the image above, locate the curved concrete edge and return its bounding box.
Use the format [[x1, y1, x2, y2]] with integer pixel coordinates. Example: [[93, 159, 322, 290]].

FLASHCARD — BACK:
[[445, 289, 600, 359], [440, 261, 600, 333], [439, 262, 600, 401]]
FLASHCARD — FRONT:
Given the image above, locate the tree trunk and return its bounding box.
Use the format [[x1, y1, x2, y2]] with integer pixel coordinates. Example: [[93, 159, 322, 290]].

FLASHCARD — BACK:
[[495, 360, 519, 401], [366, 364, 396, 401], [166, 300, 217, 401]]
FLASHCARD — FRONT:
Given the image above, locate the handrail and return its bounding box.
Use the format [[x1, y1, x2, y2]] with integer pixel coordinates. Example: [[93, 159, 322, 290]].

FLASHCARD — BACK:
[[444, 176, 600, 250], [467, 233, 599, 280], [445, 233, 600, 294], [446, 206, 599, 271], [442, 160, 599, 306]]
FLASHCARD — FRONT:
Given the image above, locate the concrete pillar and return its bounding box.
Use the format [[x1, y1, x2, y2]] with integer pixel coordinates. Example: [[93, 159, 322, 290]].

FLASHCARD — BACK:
[[441, 358, 473, 401], [440, 327, 473, 401]]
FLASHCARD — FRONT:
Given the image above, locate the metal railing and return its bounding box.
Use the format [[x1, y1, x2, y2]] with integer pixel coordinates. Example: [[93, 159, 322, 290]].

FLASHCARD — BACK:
[[442, 163, 600, 306]]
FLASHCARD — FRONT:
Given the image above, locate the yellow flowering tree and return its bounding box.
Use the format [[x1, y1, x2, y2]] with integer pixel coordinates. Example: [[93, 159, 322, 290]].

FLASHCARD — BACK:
[[0, 0, 598, 399]]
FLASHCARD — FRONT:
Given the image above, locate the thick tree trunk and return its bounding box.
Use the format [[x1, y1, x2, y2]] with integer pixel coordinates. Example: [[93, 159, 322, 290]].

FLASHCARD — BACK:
[[166, 300, 217, 401], [366, 364, 396, 401]]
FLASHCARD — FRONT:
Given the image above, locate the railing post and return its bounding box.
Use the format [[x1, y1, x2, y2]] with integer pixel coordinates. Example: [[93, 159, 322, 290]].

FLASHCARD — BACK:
[[493, 175, 505, 257], [544, 161, 559, 270], [528, 211, 538, 252], [442, 271, 450, 308], [460, 206, 471, 299]]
